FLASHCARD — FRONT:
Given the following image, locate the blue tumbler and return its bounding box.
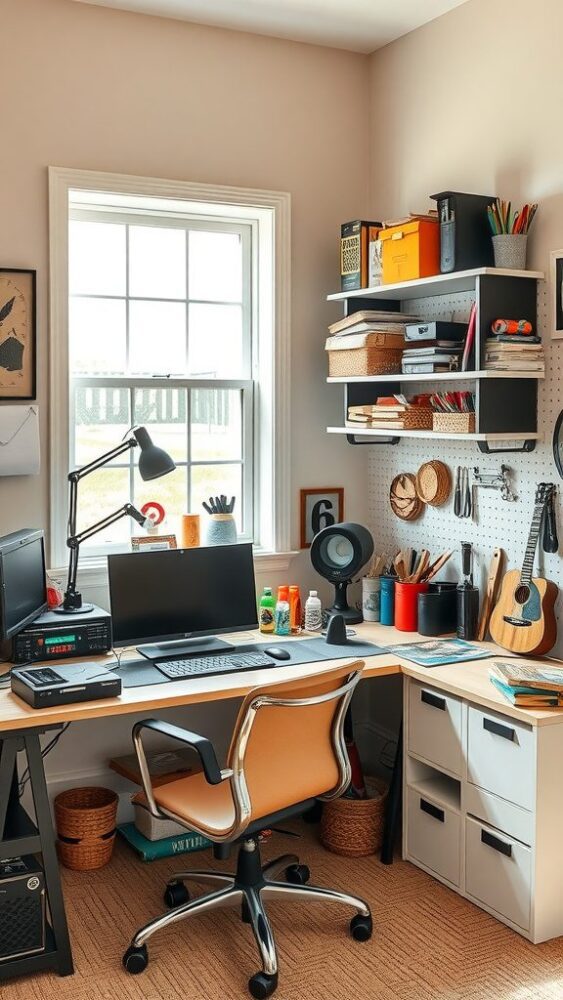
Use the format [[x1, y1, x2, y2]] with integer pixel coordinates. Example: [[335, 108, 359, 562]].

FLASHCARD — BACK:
[[379, 575, 396, 626], [203, 514, 237, 546]]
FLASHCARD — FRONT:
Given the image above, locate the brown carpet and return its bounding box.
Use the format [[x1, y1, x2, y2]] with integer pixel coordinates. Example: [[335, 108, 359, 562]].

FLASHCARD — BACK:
[[4, 822, 563, 1000]]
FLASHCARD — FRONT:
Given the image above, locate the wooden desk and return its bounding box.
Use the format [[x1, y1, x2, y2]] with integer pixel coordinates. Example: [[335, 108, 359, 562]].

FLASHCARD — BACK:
[[1, 623, 562, 982]]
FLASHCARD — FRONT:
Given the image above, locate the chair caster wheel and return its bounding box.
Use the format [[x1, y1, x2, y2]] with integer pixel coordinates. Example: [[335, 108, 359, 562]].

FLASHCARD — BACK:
[[248, 971, 278, 998], [350, 913, 373, 942], [285, 863, 310, 885], [123, 944, 149, 974], [164, 881, 190, 908]]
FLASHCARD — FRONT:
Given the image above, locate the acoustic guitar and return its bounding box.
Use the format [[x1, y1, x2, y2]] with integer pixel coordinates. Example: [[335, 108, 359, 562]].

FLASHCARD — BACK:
[[489, 483, 559, 656]]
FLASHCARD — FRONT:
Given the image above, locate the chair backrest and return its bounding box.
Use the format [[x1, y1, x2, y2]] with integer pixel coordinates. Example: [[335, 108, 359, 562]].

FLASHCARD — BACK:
[[227, 660, 364, 824]]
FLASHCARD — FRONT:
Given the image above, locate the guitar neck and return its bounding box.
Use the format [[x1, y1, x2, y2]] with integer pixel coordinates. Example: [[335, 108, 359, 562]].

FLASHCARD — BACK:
[[520, 502, 545, 586]]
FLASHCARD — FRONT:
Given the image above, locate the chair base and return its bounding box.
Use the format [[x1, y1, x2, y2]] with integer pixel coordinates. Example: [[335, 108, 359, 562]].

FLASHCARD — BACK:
[[123, 838, 372, 998]]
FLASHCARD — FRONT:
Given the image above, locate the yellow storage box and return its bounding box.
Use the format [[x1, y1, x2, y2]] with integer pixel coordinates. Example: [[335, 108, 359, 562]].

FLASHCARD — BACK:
[[379, 219, 440, 284]]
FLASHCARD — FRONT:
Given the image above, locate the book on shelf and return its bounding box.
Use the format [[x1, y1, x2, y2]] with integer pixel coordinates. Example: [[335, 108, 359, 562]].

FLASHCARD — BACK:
[[118, 822, 212, 861], [402, 342, 464, 356], [461, 302, 477, 372], [328, 310, 419, 336], [487, 335, 541, 344], [490, 676, 563, 708], [490, 661, 563, 693], [402, 362, 459, 374]]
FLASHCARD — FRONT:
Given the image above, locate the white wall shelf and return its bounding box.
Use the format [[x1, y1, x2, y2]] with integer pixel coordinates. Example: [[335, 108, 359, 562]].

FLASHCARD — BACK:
[[327, 267, 544, 303], [327, 426, 542, 443], [327, 370, 544, 384]]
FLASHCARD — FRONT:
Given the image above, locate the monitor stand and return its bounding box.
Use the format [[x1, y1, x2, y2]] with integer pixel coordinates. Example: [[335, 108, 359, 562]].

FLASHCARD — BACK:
[[137, 636, 234, 661]]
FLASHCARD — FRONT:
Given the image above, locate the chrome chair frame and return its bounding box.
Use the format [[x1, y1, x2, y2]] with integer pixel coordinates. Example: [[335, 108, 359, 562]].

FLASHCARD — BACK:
[[126, 665, 371, 990]]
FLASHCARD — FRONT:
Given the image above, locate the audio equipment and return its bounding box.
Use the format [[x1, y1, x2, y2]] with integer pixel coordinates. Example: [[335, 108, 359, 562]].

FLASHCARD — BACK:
[[10, 660, 122, 709], [310, 522, 374, 624], [0, 857, 45, 963], [12, 606, 112, 664]]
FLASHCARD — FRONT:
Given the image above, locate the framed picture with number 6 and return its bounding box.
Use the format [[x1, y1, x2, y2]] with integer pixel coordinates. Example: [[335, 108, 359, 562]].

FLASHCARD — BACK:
[[300, 487, 344, 549]]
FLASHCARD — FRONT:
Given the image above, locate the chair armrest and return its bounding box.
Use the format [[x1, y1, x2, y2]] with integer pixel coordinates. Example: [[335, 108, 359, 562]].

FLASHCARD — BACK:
[[132, 718, 223, 786]]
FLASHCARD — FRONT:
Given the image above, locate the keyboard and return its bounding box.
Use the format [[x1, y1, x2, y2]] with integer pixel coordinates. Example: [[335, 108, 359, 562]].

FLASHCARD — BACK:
[[154, 650, 275, 680]]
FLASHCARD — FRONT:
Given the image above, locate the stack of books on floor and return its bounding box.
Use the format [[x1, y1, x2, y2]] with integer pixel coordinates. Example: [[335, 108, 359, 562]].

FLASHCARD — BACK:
[[346, 393, 433, 430], [490, 661, 563, 708], [401, 341, 464, 374], [485, 336, 545, 374]]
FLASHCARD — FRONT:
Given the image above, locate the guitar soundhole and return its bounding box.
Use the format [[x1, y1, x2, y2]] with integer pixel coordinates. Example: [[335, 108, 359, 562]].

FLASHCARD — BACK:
[[515, 584, 531, 605]]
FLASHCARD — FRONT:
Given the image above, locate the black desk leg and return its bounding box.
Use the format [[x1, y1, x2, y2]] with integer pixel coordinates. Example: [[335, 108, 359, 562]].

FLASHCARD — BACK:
[[25, 732, 74, 976], [0, 738, 18, 837], [380, 720, 403, 866]]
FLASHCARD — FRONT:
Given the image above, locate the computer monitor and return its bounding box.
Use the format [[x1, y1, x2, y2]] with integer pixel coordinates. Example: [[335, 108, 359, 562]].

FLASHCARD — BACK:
[[0, 529, 48, 640], [108, 543, 259, 658]]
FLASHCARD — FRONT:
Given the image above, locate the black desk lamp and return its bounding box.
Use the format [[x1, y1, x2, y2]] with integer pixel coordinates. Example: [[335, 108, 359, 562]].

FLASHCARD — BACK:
[[56, 426, 175, 615]]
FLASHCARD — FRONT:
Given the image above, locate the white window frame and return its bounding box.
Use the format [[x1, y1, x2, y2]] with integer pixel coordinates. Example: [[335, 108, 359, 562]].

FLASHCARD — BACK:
[[49, 167, 294, 578]]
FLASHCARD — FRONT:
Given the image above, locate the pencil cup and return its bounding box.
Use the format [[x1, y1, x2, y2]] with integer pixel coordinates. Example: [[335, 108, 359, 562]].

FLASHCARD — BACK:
[[492, 234, 528, 270], [362, 577, 381, 622], [379, 575, 396, 626], [203, 513, 237, 547], [180, 514, 200, 548], [394, 581, 429, 632]]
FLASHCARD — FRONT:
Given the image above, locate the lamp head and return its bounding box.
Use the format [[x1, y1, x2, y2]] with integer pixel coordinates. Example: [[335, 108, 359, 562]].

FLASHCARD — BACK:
[[133, 426, 176, 482]]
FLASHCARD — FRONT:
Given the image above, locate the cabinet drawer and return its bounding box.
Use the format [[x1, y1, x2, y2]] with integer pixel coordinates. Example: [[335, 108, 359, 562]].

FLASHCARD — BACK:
[[406, 787, 461, 886], [467, 706, 535, 810], [465, 783, 534, 848], [408, 682, 463, 776], [465, 816, 531, 931]]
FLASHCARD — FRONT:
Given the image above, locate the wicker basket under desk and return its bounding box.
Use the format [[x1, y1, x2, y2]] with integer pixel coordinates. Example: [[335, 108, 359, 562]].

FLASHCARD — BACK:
[[432, 412, 476, 434]]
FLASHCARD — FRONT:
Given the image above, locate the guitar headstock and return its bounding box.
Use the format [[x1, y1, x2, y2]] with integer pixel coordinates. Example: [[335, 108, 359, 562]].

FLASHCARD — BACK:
[[536, 482, 556, 505]]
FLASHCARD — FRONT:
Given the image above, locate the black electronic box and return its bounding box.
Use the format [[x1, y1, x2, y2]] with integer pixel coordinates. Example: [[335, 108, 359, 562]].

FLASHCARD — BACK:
[[12, 605, 112, 664], [11, 661, 122, 709], [404, 320, 467, 342], [0, 856, 45, 963], [431, 191, 495, 273]]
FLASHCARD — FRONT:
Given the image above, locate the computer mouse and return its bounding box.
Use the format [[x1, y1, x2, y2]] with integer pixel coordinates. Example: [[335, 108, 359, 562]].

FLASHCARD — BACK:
[[264, 646, 291, 661]]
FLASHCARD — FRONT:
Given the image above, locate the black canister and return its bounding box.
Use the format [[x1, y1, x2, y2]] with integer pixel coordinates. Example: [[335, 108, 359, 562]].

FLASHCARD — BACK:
[[418, 583, 458, 636], [456, 542, 480, 640]]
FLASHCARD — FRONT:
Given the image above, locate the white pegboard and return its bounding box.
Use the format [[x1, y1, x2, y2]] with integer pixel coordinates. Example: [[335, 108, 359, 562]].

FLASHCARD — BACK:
[[366, 282, 563, 655]]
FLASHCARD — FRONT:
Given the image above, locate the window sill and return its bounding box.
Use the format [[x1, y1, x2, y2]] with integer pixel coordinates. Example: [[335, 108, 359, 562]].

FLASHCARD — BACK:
[[48, 550, 300, 591]]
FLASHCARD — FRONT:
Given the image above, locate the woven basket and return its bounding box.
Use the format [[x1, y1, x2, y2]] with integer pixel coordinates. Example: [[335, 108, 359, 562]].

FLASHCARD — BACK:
[[390, 473, 424, 521], [321, 777, 388, 857], [415, 460, 452, 506], [328, 348, 402, 378], [55, 787, 118, 871], [432, 412, 476, 434]]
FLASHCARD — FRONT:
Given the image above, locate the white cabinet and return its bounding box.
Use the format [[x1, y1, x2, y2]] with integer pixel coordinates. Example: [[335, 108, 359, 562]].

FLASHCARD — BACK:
[[403, 676, 563, 943]]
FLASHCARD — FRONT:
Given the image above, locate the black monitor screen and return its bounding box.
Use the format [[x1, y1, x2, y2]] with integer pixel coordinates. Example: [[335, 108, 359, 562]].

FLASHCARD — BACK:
[[108, 543, 258, 647], [0, 530, 47, 639]]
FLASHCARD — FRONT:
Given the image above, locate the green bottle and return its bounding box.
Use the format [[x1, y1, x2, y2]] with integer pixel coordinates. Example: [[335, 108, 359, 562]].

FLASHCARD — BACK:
[[259, 587, 275, 634]]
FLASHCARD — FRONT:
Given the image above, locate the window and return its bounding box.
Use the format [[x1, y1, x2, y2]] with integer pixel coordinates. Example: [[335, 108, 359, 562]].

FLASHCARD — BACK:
[[49, 169, 291, 570]]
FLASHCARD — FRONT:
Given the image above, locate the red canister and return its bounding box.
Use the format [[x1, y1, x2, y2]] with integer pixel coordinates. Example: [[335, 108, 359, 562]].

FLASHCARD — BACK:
[[394, 581, 429, 632]]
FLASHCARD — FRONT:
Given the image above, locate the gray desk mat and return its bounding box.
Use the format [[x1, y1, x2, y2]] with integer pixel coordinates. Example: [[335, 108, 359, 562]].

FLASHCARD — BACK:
[[118, 637, 384, 689]]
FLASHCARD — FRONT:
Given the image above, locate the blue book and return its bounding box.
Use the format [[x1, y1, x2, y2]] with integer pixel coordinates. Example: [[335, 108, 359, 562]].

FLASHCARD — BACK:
[[118, 822, 211, 861], [490, 676, 560, 707]]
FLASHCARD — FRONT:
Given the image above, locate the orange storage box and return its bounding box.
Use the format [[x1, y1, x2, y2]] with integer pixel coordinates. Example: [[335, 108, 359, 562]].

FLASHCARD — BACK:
[[379, 220, 440, 284]]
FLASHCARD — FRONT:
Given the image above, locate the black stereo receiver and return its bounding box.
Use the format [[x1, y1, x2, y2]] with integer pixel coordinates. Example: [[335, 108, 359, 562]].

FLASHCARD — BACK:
[[12, 606, 112, 664], [11, 661, 122, 709]]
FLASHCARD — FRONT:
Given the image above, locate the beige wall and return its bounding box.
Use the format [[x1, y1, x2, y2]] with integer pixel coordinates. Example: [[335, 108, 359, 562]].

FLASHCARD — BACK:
[[1, 0, 371, 593]]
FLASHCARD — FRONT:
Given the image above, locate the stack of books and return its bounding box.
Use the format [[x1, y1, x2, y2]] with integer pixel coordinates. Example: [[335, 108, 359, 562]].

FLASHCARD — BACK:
[[401, 342, 464, 374], [490, 661, 563, 708], [485, 336, 544, 374], [346, 394, 433, 430], [328, 309, 419, 339]]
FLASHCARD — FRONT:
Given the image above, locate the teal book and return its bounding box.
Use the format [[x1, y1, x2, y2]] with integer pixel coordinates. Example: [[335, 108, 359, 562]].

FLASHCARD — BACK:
[[118, 822, 212, 861], [490, 676, 560, 707]]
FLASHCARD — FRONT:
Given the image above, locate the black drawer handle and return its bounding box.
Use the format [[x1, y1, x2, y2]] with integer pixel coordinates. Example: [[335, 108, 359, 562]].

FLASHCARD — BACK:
[[420, 798, 444, 823], [421, 690, 446, 711], [483, 717, 515, 741], [481, 829, 512, 858]]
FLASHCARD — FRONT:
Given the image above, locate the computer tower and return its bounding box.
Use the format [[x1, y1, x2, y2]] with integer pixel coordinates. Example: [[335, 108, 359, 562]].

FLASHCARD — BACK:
[[431, 191, 495, 273], [0, 856, 45, 962]]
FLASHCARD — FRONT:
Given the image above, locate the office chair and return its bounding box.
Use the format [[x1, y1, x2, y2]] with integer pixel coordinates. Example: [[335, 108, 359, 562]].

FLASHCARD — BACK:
[[123, 660, 372, 998]]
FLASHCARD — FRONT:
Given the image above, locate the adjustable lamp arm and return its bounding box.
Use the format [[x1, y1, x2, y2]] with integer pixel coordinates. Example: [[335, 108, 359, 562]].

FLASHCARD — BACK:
[[67, 439, 137, 541]]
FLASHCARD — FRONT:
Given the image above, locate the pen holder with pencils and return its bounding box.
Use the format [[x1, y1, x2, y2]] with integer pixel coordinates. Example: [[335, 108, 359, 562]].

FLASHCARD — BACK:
[[492, 234, 528, 270], [203, 513, 237, 547]]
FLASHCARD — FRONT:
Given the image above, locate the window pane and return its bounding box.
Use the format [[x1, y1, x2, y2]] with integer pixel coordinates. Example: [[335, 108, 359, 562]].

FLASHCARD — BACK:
[[191, 389, 242, 461], [129, 300, 186, 375], [134, 465, 187, 523], [76, 467, 131, 547], [133, 388, 187, 463], [188, 303, 243, 378], [129, 225, 186, 299], [69, 220, 126, 296], [74, 387, 131, 466], [69, 297, 127, 375], [191, 464, 242, 531], [189, 230, 242, 302]]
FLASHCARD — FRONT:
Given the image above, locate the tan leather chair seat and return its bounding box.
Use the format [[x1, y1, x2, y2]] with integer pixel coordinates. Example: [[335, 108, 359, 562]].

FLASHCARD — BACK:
[[153, 771, 237, 837]]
